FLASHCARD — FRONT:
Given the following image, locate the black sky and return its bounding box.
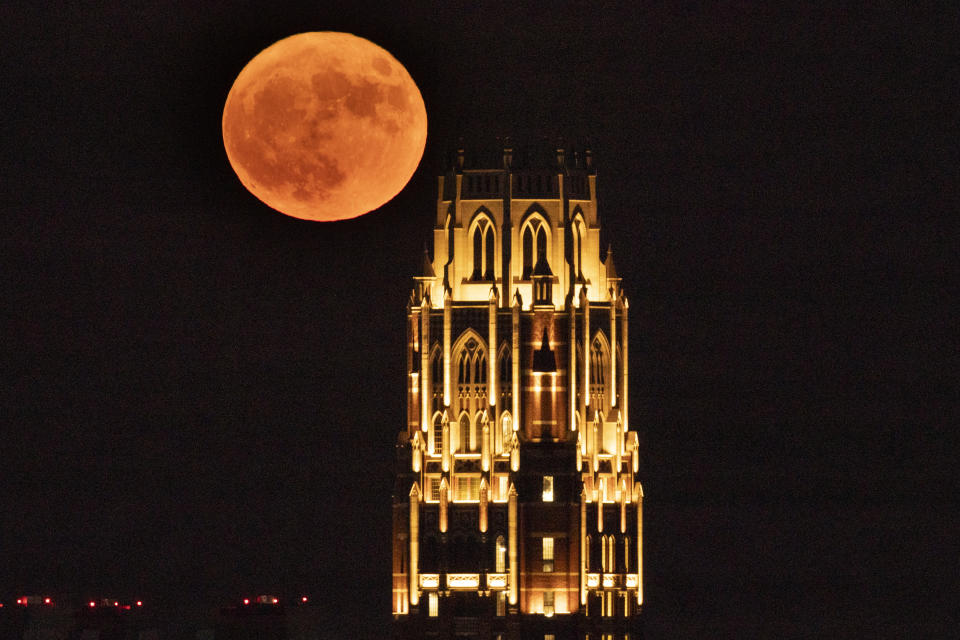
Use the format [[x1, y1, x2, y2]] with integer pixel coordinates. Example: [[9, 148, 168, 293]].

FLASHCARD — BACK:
[[1, 2, 956, 638]]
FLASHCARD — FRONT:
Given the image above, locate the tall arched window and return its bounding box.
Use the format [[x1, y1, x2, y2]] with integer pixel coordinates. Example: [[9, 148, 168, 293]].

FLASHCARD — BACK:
[[471, 217, 496, 281], [590, 335, 608, 408], [521, 216, 549, 279], [484, 226, 494, 279], [500, 412, 512, 454], [498, 347, 511, 388], [454, 334, 487, 443], [458, 351, 471, 386], [431, 348, 443, 412], [536, 226, 547, 267], [432, 413, 443, 455], [459, 413, 471, 453], [602, 535, 616, 572], [591, 339, 606, 386], [522, 226, 533, 279], [571, 215, 585, 281], [472, 224, 484, 280]]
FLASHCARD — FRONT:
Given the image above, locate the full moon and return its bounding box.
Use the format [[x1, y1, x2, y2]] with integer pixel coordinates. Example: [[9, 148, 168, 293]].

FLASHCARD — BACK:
[[222, 32, 427, 222]]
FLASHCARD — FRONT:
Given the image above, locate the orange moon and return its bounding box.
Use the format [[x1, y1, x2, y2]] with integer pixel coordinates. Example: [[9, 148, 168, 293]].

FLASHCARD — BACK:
[[222, 32, 427, 222]]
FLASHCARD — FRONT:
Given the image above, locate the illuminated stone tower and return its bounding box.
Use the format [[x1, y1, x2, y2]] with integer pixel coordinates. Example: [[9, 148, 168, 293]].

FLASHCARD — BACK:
[[393, 144, 644, 640]]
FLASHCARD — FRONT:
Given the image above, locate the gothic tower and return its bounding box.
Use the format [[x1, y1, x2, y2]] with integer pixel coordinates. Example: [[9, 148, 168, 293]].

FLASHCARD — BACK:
[[393, 144, 644, 640]]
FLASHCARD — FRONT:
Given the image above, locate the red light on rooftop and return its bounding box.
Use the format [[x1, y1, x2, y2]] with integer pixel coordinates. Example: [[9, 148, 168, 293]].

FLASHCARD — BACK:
[[243, 598, 249, 605], [136, 601, 142, 607], [44, 597, 51, 605], [271, 597, 278, 604], [89, 601, 96, 608], [301, 596, 308, 603], [113, 601, 119, 607]]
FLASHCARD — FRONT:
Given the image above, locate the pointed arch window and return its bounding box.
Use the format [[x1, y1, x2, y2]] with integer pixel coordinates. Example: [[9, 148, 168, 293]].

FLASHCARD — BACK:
[[432, 413, 443, 455], [471, 218, 496, 281], [484, 226, 494, 279], [459, 414, 472, 453], [453, 334, 487, 441], [499, 413, 512, 455], [591, 339, 606, 386], [430, 348, 443, 412], [536, 226, 547, 266], [495, 535, 507, 572], [472, 224, 484, 280], [475, 353, 486, 384], [522, 226, 533, 279], [522, 217, 549, 279], [458, 351, 471, 385], [498, 347, 511, 388], [571, 215, 585, 281], [601, 535, 616, 572], [590, 336, 608, 407]]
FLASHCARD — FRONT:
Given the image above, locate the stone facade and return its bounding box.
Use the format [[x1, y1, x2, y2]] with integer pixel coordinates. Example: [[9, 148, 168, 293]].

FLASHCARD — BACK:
[[393, 144, 644, 640]]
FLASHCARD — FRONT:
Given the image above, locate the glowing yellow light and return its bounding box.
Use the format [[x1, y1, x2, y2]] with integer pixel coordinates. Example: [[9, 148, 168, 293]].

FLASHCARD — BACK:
[[486, 573, 507, 589], [447, 573, 480, 589], [419, 574, 439, 589]]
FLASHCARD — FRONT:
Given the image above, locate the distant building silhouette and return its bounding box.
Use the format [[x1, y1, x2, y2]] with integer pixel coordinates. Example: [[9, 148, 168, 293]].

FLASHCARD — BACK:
[[393, 143, 645, 639]]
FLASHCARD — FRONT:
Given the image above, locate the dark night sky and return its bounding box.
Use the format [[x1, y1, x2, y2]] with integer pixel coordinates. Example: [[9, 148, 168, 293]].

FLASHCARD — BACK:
[[1, 2, 956, 638]]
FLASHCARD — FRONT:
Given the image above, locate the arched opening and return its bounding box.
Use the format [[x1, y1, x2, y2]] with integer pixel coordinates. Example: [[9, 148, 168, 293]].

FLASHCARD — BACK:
[[458, 351, 471, 385], [484, 225, 494, 280], [459, 413, 472, 453], [472, 224, 484, 280], [590, 334, 609, 409], [536, 226, 547, 267], [522, 226, 533, 279], [499, 412, 512, 455], [470, 214, 496, 282], [432, 413, 443, 455], [453, 331, 487, 442], [430, 346, 443, 412], [571, 213, 585, 281], [521, 213, 550, 280], [495, 535, 506, 572]]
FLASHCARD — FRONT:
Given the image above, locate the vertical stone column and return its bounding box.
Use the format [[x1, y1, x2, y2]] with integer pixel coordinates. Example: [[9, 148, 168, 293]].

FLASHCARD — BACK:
[[443, 289, 451, 408], [479, 477, 488, 533], [421, 295, 431, 431], [569, 297, 577, 433], [596, 479, 604, 533], [636, 483, 644, 605], [508, 483, 518, 605], [481, 421, 491, 472], [580, 487, 588, 606], [488, 286, 498, 406], [609, 289, 617, 411], [439, 477, 449, 533], [580, 286, 589, 414], [511, 291, 521, 429], [441, 417, 450, 473], [409, 483, 420, 606]]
